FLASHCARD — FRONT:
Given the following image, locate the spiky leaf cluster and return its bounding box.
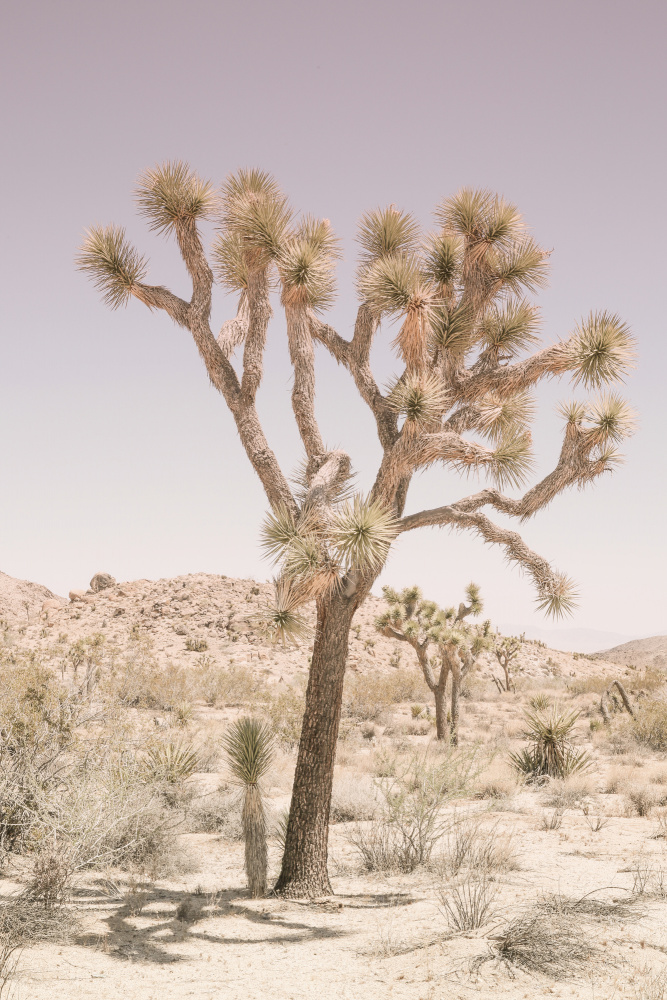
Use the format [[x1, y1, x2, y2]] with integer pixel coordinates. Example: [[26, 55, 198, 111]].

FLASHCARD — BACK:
[[566, 312, 636, 388], [222, 717, 275, 786], [480, 300, 541, 359], [136, 161, 216, 236], [217, 168, 293, 269], [76, 225, 148, 309], [387, 372, 448, 431], [279, 221, 340, 311], [250, 577, 313, 647]]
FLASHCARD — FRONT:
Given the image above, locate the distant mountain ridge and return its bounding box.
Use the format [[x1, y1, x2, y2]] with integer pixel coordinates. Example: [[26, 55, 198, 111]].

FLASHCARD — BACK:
[[594, 635, 667, 669]]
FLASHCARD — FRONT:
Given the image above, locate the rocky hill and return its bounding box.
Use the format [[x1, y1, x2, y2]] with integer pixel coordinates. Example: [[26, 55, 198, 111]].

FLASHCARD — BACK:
[[0, 568, 643, 686], [595, 634, 667, 669]]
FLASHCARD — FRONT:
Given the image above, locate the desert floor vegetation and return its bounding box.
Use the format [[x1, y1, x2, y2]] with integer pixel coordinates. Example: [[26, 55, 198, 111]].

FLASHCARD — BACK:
[[0, 582, 666, 998]]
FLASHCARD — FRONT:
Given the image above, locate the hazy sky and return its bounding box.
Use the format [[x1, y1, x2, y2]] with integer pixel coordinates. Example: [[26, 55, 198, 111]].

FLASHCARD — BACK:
[[1, 0, 665, 635]]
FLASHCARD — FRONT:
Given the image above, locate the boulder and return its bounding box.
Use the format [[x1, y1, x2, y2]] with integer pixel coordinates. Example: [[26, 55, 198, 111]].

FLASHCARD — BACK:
[[90, 572, 116, 593], [69, 590, 87, 603], [41, 599, 62, 614]]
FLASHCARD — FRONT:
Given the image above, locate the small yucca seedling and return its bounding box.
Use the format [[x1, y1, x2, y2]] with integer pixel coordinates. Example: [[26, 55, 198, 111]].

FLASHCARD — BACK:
[[222, 718, 275, 898], [530, 693, 551, 712]]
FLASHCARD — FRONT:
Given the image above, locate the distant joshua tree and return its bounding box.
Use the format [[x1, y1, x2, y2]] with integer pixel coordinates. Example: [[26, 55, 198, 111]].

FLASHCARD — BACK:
[[493, 634, 524, 692], [78, 165, 636, 896], [375, 584, 492, 743]]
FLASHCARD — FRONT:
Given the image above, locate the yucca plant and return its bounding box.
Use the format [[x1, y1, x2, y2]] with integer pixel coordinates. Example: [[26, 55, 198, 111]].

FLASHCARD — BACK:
[[79, 166, 636, 896], [222, 718, 275, 897], [509, 708, 593, 780], [141, 740, 201, 784]]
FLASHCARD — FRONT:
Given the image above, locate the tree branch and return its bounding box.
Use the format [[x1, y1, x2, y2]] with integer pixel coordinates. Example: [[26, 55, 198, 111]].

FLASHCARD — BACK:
[[286, 305, 326, 458]]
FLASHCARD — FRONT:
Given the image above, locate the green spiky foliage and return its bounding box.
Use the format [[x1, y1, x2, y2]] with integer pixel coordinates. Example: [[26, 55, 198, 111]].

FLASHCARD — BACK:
[[250, 577, 313, 647], [509, 708, 593, 780], [141, 740, 201, 784], [375, 584, 492, 742], [76, 226, 148, 309], [387, 372, 448, 432], [222, 718, 275, 897], [136, 161, 216, 236]]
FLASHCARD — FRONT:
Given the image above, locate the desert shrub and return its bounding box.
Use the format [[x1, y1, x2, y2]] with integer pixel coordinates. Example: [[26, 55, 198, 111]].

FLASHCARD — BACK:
[[343, 670, 429, 722], [541, 808, 564, 830], [439, 875, 497, 931], [349, 747, 482, 873], [264, 685, 305, 748], [185, 638, 208, 652], [626, 786, 658, 818], [194, 658, 267, 707], [104, 650, 193, 711], [330, 774, 377, 823], [632, 699, 667, 752], [444, 817, 518, 875], [187, 788, 242, 838], [490, 904, 596, 979], [567, 675, 615, 696], [542, 774, 594, 811], [509, 709, 593, 780]]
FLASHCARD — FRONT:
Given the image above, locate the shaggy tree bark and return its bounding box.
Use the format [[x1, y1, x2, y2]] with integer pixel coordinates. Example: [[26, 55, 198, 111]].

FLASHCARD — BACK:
[[78, 166, 636, 896]]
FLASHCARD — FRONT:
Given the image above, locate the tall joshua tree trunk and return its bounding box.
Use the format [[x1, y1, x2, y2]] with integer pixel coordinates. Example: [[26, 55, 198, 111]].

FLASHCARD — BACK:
[[433, 671, 450, 741], [274, 592, 357, 896], [79, 165, 636, 900]]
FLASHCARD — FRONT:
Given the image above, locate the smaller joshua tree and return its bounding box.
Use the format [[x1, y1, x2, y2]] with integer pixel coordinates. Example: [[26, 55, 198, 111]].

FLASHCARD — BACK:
[[375, 584, 492, 743], [493, 634, 523, 692], [222, 717, 275, 897]]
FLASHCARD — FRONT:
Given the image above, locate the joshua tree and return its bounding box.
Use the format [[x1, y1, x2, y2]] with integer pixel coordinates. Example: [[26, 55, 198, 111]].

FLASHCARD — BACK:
[[375, 584, 491, 742], [78, 165, 636, 895], [222, 717, 275, 897], [493, 634, 523, 692]]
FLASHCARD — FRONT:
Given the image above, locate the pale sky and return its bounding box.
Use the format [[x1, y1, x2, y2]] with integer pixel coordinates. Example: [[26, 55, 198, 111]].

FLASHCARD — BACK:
[[1, 0, 665, 637]]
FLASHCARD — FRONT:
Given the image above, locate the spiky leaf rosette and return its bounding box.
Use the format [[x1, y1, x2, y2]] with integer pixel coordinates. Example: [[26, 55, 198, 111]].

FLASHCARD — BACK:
[[357, 206, 421, 269], [478, 390, 536, 443], [422, 231, 463, 290], [211, 231, 249, 291], [480, 300, 541, 359], [357, 253, 424, 314], [259, 504, 323, 565], [222, 717, 275, 786], [279, 232, 338, 311], [330, 496, 399, 572], [431, 303, 475, 354], [435, 188, 524, 251], [387, 372, 448, 432], [220, 168, 292, 266], [534, 572, 578, 619], [566, 311, 637, 388], [136, 161, 216, 236], [586, 392, 637, 444], [463, 582, 483, 616], [76, 225, 148, 309], [488, 237, 549, 296], [251, 577, 313, 646], [490, 431, 535, 489]]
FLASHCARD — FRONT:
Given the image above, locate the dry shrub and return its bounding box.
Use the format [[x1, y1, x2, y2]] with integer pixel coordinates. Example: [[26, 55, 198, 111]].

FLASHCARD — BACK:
[[176, 897, 204, 923], [343, 670, 429, 721], [490, 902, 597, 979], [194, 658, 267, 707], [626, 785, 659, 818], [187, 789, 242, 838], [439, 875, 497, 931], [349, 747, 482, 873], [635, 967, 667, 1000], [444, 817, 518, 875], [330, 774, 377, 824], [106, 653, 193, 711], [567, 675, 615, 696], [264, 684, 305, 748], [473, 760, 518, 801], [542, 774, 595, 811], [633, 699, 667, 752]]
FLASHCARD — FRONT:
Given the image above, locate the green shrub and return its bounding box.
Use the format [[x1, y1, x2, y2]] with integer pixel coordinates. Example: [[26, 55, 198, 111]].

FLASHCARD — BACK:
[[264, 685, 305, 748]]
